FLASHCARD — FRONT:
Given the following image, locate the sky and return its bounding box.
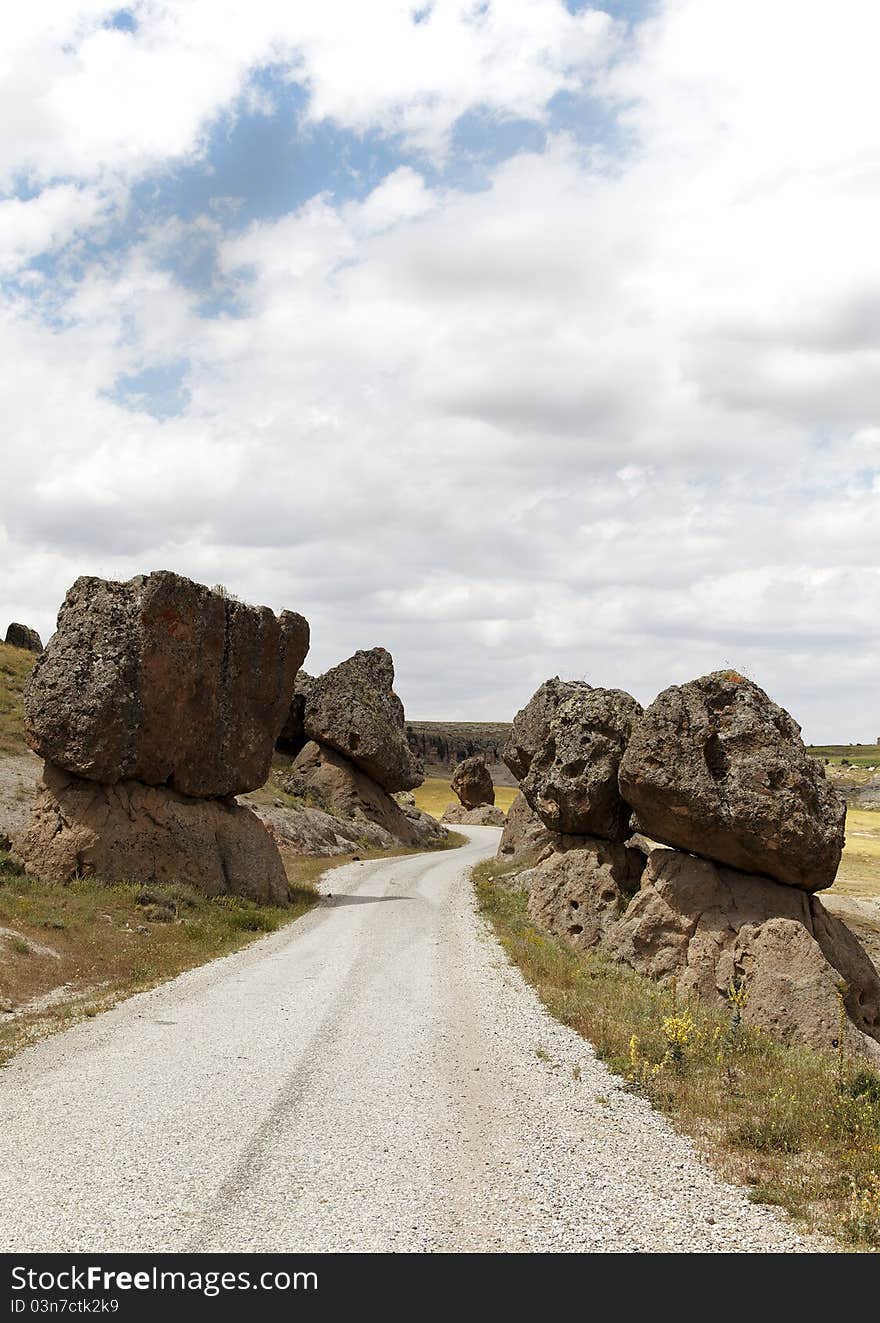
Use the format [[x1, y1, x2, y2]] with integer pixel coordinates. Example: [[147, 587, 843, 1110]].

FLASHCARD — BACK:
[[1, 0, 878, 741]]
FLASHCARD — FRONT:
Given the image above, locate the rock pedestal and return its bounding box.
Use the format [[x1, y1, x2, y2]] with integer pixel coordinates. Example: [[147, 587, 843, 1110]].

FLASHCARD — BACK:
[[451, 755, 494, 809]]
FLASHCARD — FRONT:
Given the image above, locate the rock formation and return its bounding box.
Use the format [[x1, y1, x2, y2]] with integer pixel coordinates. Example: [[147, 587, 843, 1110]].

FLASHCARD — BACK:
[[618, 671, 845, 891], [605, 848, 880, 1063], [14, 764, 288, 903], [14, 572, 308, 900], [496, 791, 554, 866], [4, 623, 42, 653], [441, 803, 506, 826], [519, 685, 642, 839], [284, 741, 444, 849], [502, 677, 588, 782], [295, 648, 423, 793], [451, 755, 494, 809], [25, 572, 309, 798], [527, 836, 645, 954]]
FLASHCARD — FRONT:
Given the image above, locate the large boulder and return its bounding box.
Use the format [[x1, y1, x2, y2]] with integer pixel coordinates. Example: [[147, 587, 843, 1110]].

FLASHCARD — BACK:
[[302, 649, 423, 794], [24, 572, 309, 800], [605, 848, 880, 1061], [502, 677, 588, 782], [520, 685, 643, 840], [285, 741, 444, 848], [4, 623, 42, 653], [527, 837, 645, 954], [618, 672, 845, 891], [11, 763, 289, 903], [451, 755, 494, 809], [496, 791, 554, 865], [441, 802, 506, 826]]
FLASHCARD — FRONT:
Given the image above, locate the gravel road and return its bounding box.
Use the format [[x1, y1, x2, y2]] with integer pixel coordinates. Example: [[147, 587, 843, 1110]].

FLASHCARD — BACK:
[[0, 828, 821, 1253]]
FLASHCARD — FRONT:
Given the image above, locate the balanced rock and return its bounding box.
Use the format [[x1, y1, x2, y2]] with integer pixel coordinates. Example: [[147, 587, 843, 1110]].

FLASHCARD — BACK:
[[618, 671, 845, 890], [12, 763, 289, 903], [4, 623, 42, 653], [605, 848, 880, 1061], [441, 802, 506, 826], [451, 755, 494, 809], [518, 684, 642, 840], [24, 572, 309, 799], [496, 791, 554, 866], [502, 677, 588, 781], [287, 741, 443, 848], [527, 837, 645, 954], [302, 648, 423, 793]]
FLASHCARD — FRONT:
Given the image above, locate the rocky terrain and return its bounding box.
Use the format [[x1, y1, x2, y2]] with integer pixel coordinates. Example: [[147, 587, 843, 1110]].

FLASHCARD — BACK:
[[441, 754, 507, 827], [406, 720, 515, 786], [497, 670, 880, 1065]]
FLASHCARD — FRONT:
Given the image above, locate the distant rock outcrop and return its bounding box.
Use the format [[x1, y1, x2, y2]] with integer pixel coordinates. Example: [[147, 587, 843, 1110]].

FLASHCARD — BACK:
[[297, 648, 423, 793], [451, 755, 494, 809], [618, 671, 845, 891], [441, 802, 506, 826], [4, 623, 42, 653], [24, 571, 309, 799]]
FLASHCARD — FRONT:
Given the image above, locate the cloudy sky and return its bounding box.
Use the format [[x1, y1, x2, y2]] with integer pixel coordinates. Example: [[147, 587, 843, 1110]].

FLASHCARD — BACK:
[[1, 1, 878, 740]]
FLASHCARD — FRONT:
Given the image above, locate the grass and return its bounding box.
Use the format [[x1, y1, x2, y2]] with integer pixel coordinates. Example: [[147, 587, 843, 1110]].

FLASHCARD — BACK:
[[475, 860, 880, 1250], [832, 809, 880, 899], [0, 643, 35, 757], [810, 745, 880, 770], [414, 777, 518, 820]]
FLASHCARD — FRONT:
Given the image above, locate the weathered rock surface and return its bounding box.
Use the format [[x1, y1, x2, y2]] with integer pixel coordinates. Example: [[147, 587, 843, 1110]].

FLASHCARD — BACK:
[[24, 572, 309, 799], [502, 677, 588, 782], [451, 755, 495, 809], [496, 791, 554, 866], [4, 623, 42, 653], [527, 838, 645, 954], [606, 848, 880, 1061], [441, 803, 506, 826], [285, 741, 444, 848], [302, 649, 422, 793], [521, 686, 642, 840], [12, 763, 289, 903], [618, 671, 845, 891]]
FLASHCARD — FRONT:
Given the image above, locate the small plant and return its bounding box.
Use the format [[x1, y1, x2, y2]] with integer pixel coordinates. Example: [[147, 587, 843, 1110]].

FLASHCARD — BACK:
[[661, 1010, 696, 1071], [5, 934, 31, 956], [840, 1173, 880, 1246]]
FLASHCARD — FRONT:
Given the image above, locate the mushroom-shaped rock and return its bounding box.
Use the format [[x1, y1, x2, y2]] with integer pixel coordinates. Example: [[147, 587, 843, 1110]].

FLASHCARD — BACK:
[[451, 755, 494, 809], [24, 572, 309, 799], [502, 677, 589, 782], [302, 648, 423, 793], [618, 671, 846, 891]]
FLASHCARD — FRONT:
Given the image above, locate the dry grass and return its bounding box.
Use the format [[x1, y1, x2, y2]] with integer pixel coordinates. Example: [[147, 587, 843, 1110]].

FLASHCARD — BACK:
[[414, 777, 518, 821], [475, 860, 880, 1250], [832, 809, 880, 899], [0, 643, 35, 758]]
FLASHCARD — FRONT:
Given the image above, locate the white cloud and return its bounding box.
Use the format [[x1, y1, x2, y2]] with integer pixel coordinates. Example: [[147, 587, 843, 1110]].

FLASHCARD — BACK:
[[1, 1, 880, 740]]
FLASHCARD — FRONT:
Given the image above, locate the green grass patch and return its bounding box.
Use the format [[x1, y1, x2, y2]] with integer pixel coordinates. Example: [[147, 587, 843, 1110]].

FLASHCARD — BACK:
[[474, 860, 880, 1250], [0, 643, 36, 757]]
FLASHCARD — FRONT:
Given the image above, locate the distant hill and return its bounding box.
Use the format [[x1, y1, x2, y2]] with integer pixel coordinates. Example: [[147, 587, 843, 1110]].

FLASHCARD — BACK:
[[406, 721, 516, 786]]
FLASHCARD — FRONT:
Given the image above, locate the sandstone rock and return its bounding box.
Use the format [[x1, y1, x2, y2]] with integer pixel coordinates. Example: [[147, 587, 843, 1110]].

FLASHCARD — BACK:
[[302, 649, 422, 793], [393, 790, 417, 810], [25, 572, 309, 799], [441, 803, 506, 826], [12, 763, 289, 903], [618, 671, 845, 891], [286, 741, 444, 848], [606, 848, 880, 1060], [451, 755, 495, 809], [502, 677, 588, 782], [4, 623, 42, 653], [496, 791, 554, 865], [521, 685, 643, 840], [527, 837, 645, 954]]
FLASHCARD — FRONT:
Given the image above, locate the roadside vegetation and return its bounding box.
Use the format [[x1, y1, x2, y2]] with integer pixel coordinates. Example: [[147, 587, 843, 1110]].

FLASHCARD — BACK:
[[415, 776, 518, 820], [476, 859, 880, 1250]]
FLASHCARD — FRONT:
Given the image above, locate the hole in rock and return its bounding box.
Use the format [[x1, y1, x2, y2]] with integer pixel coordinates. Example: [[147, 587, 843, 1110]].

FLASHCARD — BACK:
[[568, 924, 583, 936]]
